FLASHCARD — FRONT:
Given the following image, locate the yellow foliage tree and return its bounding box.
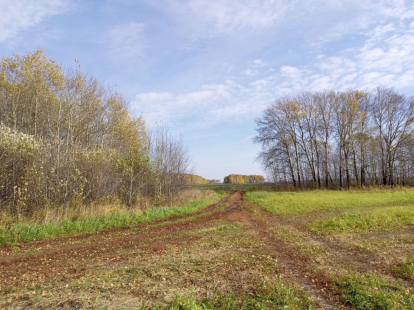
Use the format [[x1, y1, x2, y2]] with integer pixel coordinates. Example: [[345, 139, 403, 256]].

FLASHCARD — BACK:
[[223, 174, 265, 184]]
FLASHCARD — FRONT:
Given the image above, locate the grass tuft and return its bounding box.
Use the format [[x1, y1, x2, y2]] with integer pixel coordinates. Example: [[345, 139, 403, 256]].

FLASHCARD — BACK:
[[160, 280, 314, 310], [391, 261, 414, 283], [335, 273, 414, 310]]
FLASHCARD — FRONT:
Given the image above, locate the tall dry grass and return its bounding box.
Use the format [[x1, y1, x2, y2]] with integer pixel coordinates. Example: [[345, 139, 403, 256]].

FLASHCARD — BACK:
[[0, 189, 215, 228]]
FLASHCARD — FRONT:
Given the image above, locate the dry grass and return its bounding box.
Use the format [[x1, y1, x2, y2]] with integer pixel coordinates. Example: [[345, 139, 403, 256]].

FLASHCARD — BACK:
[[0, 189, 214, 227], [0, 189, 220, 246]]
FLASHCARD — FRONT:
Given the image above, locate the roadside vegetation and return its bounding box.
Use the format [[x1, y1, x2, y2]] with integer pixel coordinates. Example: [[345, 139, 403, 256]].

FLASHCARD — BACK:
[[0, 190, 221, 246]]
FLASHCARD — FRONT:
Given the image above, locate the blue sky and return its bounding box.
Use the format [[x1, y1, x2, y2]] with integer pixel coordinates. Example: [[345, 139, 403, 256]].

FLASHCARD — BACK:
[[1, 0, 414, 180]]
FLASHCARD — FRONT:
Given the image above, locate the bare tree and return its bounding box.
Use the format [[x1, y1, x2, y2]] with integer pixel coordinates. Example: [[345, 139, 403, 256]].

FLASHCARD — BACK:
[[255, 88, 414, 188], [370, 87, 414, 185], [148, 126, 193, 202]]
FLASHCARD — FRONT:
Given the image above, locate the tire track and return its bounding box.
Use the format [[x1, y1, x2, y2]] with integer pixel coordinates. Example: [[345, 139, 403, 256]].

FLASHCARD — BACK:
[[1, 191, 345, 309]]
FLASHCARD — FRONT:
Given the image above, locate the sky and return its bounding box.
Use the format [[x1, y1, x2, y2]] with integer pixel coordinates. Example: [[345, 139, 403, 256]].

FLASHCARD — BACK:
[[1, 0, 414, 181]]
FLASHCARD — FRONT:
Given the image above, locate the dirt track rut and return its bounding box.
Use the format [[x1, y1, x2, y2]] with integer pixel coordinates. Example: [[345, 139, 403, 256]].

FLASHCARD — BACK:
[[0, 191, 347, 309]]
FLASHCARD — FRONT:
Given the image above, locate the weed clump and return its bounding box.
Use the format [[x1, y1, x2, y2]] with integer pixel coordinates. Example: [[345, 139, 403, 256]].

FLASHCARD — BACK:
[[391, 262, 414, 283], [335, 274, 414, 310], [163, 280, 314, 310]]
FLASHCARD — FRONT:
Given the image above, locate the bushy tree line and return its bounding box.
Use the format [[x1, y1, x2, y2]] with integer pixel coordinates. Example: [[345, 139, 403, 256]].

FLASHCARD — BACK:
[[255, 88, 414, 188], [184, 174, 209, 184], [223, 174, 265, 184], [0, 49, 191, 217]]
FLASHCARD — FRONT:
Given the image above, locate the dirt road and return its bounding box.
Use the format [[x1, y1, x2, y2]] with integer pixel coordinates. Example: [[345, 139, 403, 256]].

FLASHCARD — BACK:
[[0, 192, 371, 309]]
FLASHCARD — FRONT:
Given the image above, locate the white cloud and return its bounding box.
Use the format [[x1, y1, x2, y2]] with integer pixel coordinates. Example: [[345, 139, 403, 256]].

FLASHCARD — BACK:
[[136, 92, 174, 103], [251, 79, 271, 91], [107, 22, 146, 62], [367, 23, 396, 40], [253, 59, 265, 66], [132, 3, 414, 130], [374, 0, 414, 20], [133, 82, 236, 125], [0, 0, 69, 42], [282, 22, 414, 91], [280, 66, 303, 79], [244, 69, 257, 76], [243, 59, 268, 76], [143, 0, 293, 41], [140, 0, 414, 53], [166, 0, 287, 36]]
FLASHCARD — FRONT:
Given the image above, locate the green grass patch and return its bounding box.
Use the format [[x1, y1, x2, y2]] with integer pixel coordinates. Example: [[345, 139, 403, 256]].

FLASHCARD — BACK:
[[245, 189, 414, 215], [152, 280, 314, 310], [335, 273, 414, 310], [0, 193, 223, 246], [310, 206, 414, 234], [391, 262, 414, 283]]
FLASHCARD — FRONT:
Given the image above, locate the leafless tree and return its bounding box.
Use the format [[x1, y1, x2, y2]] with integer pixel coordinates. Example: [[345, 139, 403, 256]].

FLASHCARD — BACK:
[[255, 88, 414, 188]]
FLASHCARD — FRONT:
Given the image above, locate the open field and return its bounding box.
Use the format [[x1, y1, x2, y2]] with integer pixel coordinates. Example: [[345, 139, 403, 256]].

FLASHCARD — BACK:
[[1, 189, 414, 309]]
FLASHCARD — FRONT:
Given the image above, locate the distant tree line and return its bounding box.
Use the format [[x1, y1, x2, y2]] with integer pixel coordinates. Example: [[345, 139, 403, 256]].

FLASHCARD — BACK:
[[0, 49, 191, 217], [184, 174, 222, 184], [210, 179, 221, 184], [255, 88, 414, 188], [184, 174, 209, 184], [223, 174, 265, 184]]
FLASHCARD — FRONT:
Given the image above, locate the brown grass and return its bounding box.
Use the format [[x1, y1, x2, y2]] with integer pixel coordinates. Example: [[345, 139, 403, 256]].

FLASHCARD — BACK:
[[0, 189, 214, 228]]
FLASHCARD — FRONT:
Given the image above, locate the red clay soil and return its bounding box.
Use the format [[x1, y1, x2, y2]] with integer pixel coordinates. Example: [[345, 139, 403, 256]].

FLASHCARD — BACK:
[[0, 191, 346, 309]]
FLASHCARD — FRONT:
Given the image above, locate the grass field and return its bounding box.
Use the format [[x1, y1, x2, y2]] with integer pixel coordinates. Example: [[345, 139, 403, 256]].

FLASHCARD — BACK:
[[245, 189, 414, 309], [1, 189, 413, 309], [245, 189, 414, 215]]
